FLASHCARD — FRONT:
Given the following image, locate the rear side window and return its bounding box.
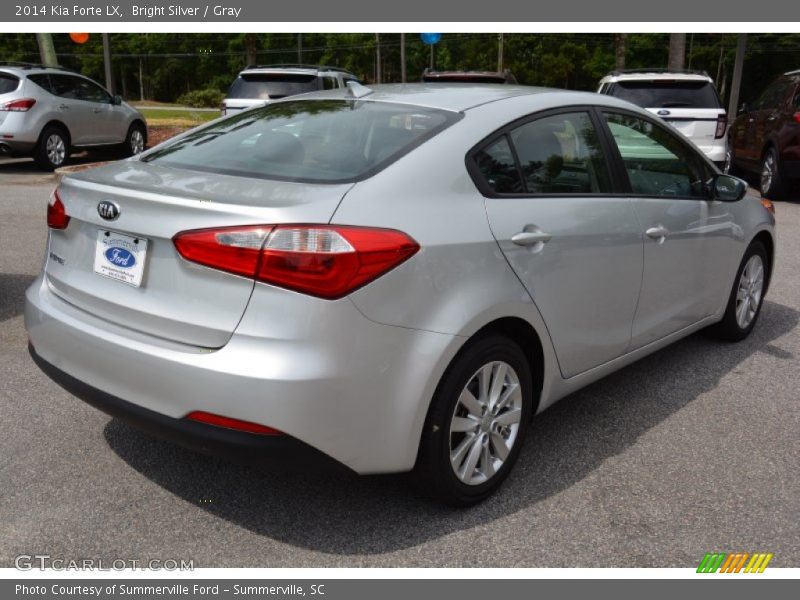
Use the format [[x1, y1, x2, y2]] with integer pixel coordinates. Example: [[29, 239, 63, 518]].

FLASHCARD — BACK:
[[144, 99, 460, 183], [26, 73, 52, 93], [754, 79, 791, 110], [608, 80, 722, 109], [0, 73, 20, 94], [227, 73, 320, 100], [471, 111, 612, 195]]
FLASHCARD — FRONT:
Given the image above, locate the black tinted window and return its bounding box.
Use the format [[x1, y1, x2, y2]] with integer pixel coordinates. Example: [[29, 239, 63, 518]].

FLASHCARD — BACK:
[[0, 73, 20, 94], [26, 73, 51, 93], [604, 112, 710, 198], [48, 74, 80, 99], [145, 100, 458, 183], [510, 112, 612, 194], [474, 136, 522, 193], [73, 77, 110, 103], [608, 80, 721, 109], [754, 80, 791, 110], [227, 74, 320, 100]]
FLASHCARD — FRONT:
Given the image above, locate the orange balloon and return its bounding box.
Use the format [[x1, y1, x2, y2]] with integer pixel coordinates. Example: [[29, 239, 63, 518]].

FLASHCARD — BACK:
[[69, 33, 90, 44]]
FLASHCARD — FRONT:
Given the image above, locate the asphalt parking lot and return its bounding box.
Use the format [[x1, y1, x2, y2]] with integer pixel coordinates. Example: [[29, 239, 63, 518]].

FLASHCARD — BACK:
[[1, 158, 798, 568]]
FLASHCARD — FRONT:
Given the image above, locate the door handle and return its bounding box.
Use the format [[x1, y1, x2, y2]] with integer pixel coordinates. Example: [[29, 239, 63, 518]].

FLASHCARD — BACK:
[[645, 226, 670, 241], [58, 104, 69, 110], [511, 231, 552, 246]]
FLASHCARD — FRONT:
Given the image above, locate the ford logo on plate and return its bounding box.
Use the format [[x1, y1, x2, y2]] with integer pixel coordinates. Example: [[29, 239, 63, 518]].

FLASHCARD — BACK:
[[104, 247, 136, 269], [657, 109, 671, 116], [97, 200, 120, 221]]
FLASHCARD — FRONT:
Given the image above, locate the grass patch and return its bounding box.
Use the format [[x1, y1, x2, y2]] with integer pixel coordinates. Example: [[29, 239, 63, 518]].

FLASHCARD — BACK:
[[139, 108, 219, 127]]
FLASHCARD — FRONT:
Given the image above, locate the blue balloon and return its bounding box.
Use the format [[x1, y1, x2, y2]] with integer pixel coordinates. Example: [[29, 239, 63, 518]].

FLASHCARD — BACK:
[[420, 33, 442, 45]]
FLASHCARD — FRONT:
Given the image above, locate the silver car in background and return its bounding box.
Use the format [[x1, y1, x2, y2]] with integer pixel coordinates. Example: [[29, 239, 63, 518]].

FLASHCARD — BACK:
[[26, 84, 775, 505], [0, 63, 147, 170]]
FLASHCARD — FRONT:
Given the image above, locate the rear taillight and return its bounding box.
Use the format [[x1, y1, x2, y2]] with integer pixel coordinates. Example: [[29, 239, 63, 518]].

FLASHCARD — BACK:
[[47, 189, 70, 230], [715, 114, 728, 139], [186, 411, 283, 436], [173, 224, 419, 299], [0, 98, 36, 112], [793, 112, 800, 124]]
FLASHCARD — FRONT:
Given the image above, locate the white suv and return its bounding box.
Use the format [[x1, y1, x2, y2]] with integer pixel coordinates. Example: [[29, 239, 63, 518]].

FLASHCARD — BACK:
[[598, 69, 729, 170], [220, 64, 360, 116]]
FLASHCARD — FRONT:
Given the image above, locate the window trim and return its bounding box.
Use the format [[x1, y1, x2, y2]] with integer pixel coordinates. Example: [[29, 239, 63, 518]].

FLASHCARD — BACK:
[[596, 106, 720, 201], [465, 104, 627, 199]]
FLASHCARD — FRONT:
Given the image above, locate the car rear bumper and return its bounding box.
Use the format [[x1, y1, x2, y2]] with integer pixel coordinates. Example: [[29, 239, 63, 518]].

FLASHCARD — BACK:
[[29, 343, 350, 473], [25, 273, 458, 474]]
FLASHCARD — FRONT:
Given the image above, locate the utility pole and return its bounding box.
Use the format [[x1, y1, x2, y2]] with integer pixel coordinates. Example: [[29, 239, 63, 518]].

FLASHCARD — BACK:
[[36, 33, 57, 66], [102, 33, 114, 95], [244, 33, 257, 67], [138, 57, 144, 101], [400, 33, 406, 83], [297, 33, 302, 63], [614, 33, 627, 70], [497, 33, 504, 72], [668, 33, 686, 71], [375, 33, 381, 84], [727, 34, 747, 119]]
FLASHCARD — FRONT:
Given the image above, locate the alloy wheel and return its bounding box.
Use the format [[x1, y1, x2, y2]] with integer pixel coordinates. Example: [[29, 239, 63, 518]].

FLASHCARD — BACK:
[[761, 152, 775, 194], [130, 129, 145, 154], [449, 361, 523, 486], [736, 254, 764, 329], [46, 134, 66, 166]]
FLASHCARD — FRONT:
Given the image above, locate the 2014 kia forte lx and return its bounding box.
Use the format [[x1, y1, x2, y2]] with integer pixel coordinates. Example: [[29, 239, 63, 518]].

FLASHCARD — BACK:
[[25, 83, 775, 505]]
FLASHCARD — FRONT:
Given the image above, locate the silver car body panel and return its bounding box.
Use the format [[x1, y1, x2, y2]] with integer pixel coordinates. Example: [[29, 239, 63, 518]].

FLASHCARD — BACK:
[[26, 85, 776, 474]]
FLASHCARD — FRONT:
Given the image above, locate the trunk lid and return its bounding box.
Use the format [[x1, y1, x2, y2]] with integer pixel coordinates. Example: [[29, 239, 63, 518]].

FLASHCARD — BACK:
[[46, 160, 351, 347], [647, 107, 724, 146]]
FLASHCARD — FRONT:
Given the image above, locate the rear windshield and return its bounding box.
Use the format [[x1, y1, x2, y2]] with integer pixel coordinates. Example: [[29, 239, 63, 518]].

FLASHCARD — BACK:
[[608, 80, 722, 109], [143, 99, 460, 183], [227, 73, 321, 100], [0, 73, 20, 94]]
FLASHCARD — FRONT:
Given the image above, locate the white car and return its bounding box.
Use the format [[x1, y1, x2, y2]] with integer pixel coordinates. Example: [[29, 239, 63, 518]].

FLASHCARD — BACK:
[[597, 69, 729, 170]]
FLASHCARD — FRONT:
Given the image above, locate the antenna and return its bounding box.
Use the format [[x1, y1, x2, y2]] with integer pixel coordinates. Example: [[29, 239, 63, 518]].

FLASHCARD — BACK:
[[346, 81, 373, 99]]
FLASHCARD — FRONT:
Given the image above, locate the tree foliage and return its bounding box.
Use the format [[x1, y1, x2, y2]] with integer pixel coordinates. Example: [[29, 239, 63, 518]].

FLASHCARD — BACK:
[[0, 33, 798, 105]]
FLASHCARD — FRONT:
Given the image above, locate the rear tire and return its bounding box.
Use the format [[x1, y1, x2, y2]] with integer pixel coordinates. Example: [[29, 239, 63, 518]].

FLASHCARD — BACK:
[[760, 147, 785, 199], [33, 125, 70, 171], [413, 334, 533, 506], [707, 240, 769, 342]]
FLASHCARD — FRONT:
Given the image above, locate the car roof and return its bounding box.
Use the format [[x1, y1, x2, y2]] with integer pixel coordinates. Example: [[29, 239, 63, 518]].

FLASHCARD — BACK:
[[239, 64, 355, 77], [600, 70, 713, 84], [0, 63, 77, 77], [274, 83, 636, 113]]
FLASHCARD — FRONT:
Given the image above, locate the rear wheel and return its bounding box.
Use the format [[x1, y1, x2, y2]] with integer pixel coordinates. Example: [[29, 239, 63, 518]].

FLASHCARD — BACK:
[[33, 125, 70, 171], [707, 240, 768, 342], [414, 334, 533, 506], [760, 147, 785, 199]]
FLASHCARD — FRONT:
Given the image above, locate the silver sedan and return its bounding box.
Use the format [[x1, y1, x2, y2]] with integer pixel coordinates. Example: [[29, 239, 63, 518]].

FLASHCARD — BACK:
[[25, 83, 775, 505]]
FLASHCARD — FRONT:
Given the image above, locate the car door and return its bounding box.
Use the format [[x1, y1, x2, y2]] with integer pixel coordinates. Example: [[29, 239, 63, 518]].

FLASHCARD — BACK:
[[476, 109, 644, 379], [42, 74, 90, 144], [71, 77, 125, 143], [600, 110, 737, 349], [742, 79, 792, 166]]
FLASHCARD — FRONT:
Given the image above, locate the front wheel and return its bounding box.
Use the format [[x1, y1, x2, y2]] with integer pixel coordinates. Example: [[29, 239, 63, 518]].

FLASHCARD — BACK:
[[760, 147, 784, 199], [414, 334, 533, 506], [120, 122, 146, 158], [707, 240, 769, 342]]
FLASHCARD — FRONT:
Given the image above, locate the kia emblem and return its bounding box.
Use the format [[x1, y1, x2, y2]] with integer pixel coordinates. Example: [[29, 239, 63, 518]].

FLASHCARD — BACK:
[[97, 200, 120, 221]]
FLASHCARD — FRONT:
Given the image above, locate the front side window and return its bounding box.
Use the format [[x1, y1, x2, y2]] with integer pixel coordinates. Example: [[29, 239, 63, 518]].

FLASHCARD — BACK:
[[144, 99, 459, 183], [73, 78, 111, 103], [510, 112, 612, 194], [604, 112, 710, 198]]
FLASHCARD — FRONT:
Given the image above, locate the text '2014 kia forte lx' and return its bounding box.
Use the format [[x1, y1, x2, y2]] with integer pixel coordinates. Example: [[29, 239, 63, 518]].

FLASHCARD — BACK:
[[26, 83, 775, 505]]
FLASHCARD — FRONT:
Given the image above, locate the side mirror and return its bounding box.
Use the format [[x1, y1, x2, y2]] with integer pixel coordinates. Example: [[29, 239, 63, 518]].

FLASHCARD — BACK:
[[710, 173, 748, 202], [111, 95, 123, 106], [738, 102, 749, 115]]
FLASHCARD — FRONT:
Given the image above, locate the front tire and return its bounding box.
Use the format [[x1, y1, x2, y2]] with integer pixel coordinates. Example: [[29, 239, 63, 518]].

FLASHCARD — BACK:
[[707, 240, 768, 342], [414, 334, 533, 506], [33, 125, 70, 171], [120, 122, 146, 157], [760, 147, 785, 199]]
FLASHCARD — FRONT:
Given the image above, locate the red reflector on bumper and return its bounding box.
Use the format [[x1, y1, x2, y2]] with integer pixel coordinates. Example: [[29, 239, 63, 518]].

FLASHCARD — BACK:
[[186, 411, 283, 436]]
